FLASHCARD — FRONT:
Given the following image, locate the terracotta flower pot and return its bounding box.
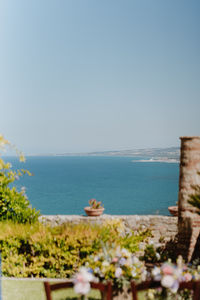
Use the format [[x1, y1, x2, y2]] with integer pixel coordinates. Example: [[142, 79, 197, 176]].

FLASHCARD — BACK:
[[84, 207, 104, 217], [168, 206, 178, 216]]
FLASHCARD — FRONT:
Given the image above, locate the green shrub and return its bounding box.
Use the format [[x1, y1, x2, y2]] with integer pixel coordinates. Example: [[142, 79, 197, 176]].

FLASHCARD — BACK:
[[0, 134, 40, 223], [0, 220, 150, 278], [188, 173, 200, 215], [120, 229, 152, 253]]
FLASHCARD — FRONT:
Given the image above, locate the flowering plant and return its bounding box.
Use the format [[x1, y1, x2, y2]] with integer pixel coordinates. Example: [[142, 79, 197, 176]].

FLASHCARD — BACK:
[[150, 256, 200, 299], [85, 243, 147, 293], [73, 252, 200, 299], [73, 267, 95, 297]]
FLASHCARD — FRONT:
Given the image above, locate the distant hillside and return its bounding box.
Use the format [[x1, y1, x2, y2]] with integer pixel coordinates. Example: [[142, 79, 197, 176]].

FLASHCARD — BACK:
[[57, 147, 180, 161]]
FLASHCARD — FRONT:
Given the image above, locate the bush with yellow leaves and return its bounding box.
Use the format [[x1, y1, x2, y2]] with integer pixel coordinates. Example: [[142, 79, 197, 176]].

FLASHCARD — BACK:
[[0, 134, 40, 223]]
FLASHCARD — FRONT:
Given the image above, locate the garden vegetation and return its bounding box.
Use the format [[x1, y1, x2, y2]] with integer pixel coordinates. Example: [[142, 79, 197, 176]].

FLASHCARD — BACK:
[[0, 135, 40, 223], [0, 220, 151, 278], [0, 134, 152, 280]]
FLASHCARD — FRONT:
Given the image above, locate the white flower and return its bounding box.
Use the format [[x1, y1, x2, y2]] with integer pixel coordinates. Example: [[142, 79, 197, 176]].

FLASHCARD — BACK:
[[149, 240, 154, 245], [131, 267, 137, 277], [115, 246, 122, 257], [170, 280, 179, 293], [152, 267, 160, 277], [121, 248, 131, 258], [147, 290, 155, 299], [73, 267, 94, 295], [193, 270, 200, 281], [173, 267, 182, 279], [155, 252, 161, 260], [102, 261, 109, 267], [94, 256, 99, 262], [115, 267, 123, 278], [119, 257, 126, 266], [139, 243, 145, 250], [152, 267, 161, 281], [141, 269, 147, 281], [161, 275, 175, 289], [132, 256, 139, 264], [94, 267, 101, 274], [126, 257, 132, 266], [176, 255, 183, 269], [74, 282, 90, 295]]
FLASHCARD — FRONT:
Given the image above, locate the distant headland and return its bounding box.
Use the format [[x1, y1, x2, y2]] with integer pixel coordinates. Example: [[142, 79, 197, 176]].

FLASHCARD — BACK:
[[31, 147, 180, 162]]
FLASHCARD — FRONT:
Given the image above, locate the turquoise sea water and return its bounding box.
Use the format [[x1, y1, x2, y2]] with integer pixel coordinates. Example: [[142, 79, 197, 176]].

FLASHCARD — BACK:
[[8, 156, 179, 216]]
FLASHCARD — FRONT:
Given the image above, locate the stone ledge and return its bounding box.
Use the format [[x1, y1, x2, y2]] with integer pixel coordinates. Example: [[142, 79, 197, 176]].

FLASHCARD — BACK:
[[39, 215, 178, 243], [39, 214, 177, 224]]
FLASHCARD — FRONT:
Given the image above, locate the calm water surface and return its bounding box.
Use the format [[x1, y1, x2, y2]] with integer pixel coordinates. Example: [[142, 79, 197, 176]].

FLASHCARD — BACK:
[[7, 156, 179, 216]]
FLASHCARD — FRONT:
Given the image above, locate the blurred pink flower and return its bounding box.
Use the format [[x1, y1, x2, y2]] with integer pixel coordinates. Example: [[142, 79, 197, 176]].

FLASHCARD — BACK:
[[112, 257, 118, 263], [184, 273, 192, 282], [162, 264, 174, 275]]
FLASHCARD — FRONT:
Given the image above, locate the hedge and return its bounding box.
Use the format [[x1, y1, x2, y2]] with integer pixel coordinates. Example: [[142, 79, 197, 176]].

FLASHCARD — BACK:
[[0, 220, 151, 278]]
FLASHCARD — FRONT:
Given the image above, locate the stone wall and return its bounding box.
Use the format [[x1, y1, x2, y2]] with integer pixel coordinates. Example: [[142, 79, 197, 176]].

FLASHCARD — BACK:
[[178, 136, 200, 261], [39, 214, 178, 244]]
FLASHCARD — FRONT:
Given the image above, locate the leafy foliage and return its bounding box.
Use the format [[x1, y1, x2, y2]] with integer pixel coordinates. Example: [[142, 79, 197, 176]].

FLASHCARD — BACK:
[[88, 199, 103, 209], [188, 173, 200, 215], [0, 220, 150, 278], [141, 240, 177, 264], [0, 134, 40, 223]]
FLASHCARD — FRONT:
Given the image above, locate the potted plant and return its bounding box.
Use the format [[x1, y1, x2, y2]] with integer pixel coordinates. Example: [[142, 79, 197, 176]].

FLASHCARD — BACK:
[[168, 205, 178, 217], [84, 198, 104, 217]]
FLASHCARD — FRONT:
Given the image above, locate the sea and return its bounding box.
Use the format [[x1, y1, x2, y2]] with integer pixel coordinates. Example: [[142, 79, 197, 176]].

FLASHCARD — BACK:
[[6, 156, 179, 216]]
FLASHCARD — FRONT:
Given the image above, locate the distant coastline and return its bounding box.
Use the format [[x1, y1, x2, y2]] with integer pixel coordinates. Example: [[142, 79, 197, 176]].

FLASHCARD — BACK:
[[132, 158, 179, 163], [27, 146, 180, 160]]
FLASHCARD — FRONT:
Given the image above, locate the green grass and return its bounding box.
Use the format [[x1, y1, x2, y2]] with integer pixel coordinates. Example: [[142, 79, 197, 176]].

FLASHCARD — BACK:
[[2, 279, 101, 300], [2, 279, 146, 300]]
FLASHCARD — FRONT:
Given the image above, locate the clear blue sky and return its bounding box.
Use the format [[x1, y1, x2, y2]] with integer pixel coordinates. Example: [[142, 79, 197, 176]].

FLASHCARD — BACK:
[[0, 0, 199, 154]]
